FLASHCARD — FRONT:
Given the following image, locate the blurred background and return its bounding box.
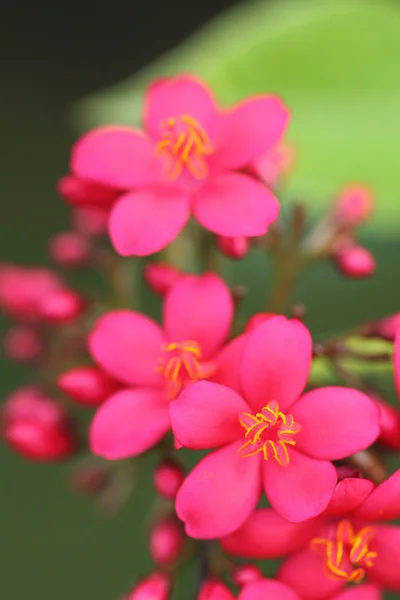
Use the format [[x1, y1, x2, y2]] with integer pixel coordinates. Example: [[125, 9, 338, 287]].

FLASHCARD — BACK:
[[1, 0, 400, 598]]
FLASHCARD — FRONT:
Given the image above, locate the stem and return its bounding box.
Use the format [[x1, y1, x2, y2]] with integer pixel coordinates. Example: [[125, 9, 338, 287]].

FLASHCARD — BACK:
[[346, 451, 388, 484]]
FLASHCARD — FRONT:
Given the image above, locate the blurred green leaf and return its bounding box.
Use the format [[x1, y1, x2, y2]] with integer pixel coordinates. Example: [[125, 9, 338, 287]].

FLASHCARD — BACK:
[[73, 0, 400, 235]]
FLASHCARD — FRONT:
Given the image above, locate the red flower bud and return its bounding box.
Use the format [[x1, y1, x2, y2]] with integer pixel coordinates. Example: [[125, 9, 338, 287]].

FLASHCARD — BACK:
[[231, 564, 263, 587], [149, 518, 185, 567], [371, 393, 400, 449], [333, 184, 373, 226], [153, 460, 184, 500], [3, 325, 43, 363], [197, 580, 234, 600], [57, 366, 119, 406], [217, 236, 249, 260], [334, 245, 376, 279], [126, 572, 171, 600], [57, 174, 117, 206], [374, 313, 400, 341], [37, 289, 86, 325], [143, 263, 183, 296], [49, 231, 92, 268], [1, 386, 76, 461], [72, 205, 110, 237]]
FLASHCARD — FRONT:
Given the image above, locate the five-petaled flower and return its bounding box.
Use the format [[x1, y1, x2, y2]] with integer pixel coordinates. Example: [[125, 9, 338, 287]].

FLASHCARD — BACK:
[[169, 316, 380, 538], [71, 76, 289, 256]]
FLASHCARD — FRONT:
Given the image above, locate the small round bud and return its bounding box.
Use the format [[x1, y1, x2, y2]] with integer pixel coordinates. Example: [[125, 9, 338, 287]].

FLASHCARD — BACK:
[[149, 518, 185, 567], [57, 366, 119, 406], [333, 184, 373, 226], [143, 263, 183, 296], [72, 205, 110, 237], [217, 236, 249, 260], [334, 245, 376, 279], [197, 580, 234, 600], [153, 460, 185, 500], [370, 393, 400, 450], [231, 564, 263, 587], [57, 174, 117, 206], [49, 231, 92, 268], [3, 325, 43, 363], [373, 313, 400, 341], [37, 289, 86, 325], [125, 572, 171, 600]]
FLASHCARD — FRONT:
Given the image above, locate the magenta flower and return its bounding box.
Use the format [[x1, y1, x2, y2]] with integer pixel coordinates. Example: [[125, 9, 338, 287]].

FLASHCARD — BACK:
[[222, 471, 400, 598], [88, 273, 249, 459], [169, 316, 380, 538], [240, 579, 381, 600], [71, 76, 289, 256]]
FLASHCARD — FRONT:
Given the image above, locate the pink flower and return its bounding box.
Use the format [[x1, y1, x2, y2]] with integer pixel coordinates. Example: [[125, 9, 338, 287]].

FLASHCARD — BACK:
[[222, 471, 400, 598], [169, 316, 380, 537], [71, 76, 289, 256], [88, 273, 247, 459], [239, 579, 381, 600]]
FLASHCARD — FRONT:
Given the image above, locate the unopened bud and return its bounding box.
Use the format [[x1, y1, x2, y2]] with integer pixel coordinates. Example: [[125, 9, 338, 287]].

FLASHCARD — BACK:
[[149, 518, 185, 567], [370, 393, 400, 450], [153, 460, 184, 500], [231, 564, 263, 587], [334, 245, 376, 279], [49, 231, 92, 268], [143, 263, 183, 296], [37, 289, 86, 324], [3, 325, 43, 363], [373, 313, 400, 342], [125, 572, 171, 600], [57, 366, 119, 406], [197, 580, 235, 600], [72, 205, 110, 237], [58, 174, 117, 206], [217, 236, 249, 260], [333, 184, 373, 227]]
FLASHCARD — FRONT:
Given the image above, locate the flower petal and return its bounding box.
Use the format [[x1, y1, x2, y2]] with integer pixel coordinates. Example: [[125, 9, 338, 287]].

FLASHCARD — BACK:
[[71, 126, 162, 188], [292, 387, 380, 460], [163, 273, 233, 359], [367, 525, 400, 590], [89, 310, 165, 386], [144, 76, 219, 139], [176, 441, 261, 538], [395, 328, 400, 400], [239, 579, 299, 600], [352, 469, 400, 521], [89, 388, 170, 459], [211, 96, 290, 172], [263, 449, 337, 522], [331, 584, 382, 600], [169, 381, 248, 450], [221, 508, 321, 558], [109, 189, 191, 257], [212, 334, 248, 393], [277, 549, 345, 600], [193, 173, 279, 237], [324, 478, 375, 517], [241, 316, 312, 412]]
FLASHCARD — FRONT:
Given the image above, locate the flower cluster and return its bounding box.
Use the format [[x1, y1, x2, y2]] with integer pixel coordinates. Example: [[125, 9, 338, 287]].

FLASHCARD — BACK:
[[2, 75, 400, 600]]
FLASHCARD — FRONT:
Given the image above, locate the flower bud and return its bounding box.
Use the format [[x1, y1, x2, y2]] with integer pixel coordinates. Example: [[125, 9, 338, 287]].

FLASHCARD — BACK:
[[334, 245, 376, 279], [0, 264, 63, 321], [373, 313, 400, 341], [72, 205, 110, 237], [153, 460, 184, 500], [197, 580, 235, 600], [217, 236, 249, 260], [57, 366, 119, 406], [69, 465, 109, 496], [143, 263, 183, 296], [371, 393, 400, 449], [37, 289, 86, 325], [333, 184, 373, 226], [149, 518, 185, 567], [57, 174, 117, 206], [3, 325, 43, 363], [125, 572, 171, 600], [231, 564, 263, 587], [49, 231, 92, 268], [1, 387, 76, 461]]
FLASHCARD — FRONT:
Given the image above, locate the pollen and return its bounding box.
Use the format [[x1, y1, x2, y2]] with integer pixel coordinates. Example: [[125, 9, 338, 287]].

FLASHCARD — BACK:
[[156, 115, 214, 181], [156, 340, 216, 399], [311, 520, 377, 584], [238, 400, 301, 466]]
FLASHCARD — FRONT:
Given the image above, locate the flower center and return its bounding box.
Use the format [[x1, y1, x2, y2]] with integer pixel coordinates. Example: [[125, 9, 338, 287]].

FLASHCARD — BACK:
[[238, 400, 301, 466], [156, 115, 214, 181], [156, 340, 216, 399], [311, 520, 377, 584]]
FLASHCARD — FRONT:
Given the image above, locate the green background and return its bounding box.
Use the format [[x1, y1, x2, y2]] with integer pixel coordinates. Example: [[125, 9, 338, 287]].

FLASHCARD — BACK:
[[1, 0, 400, 597]]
